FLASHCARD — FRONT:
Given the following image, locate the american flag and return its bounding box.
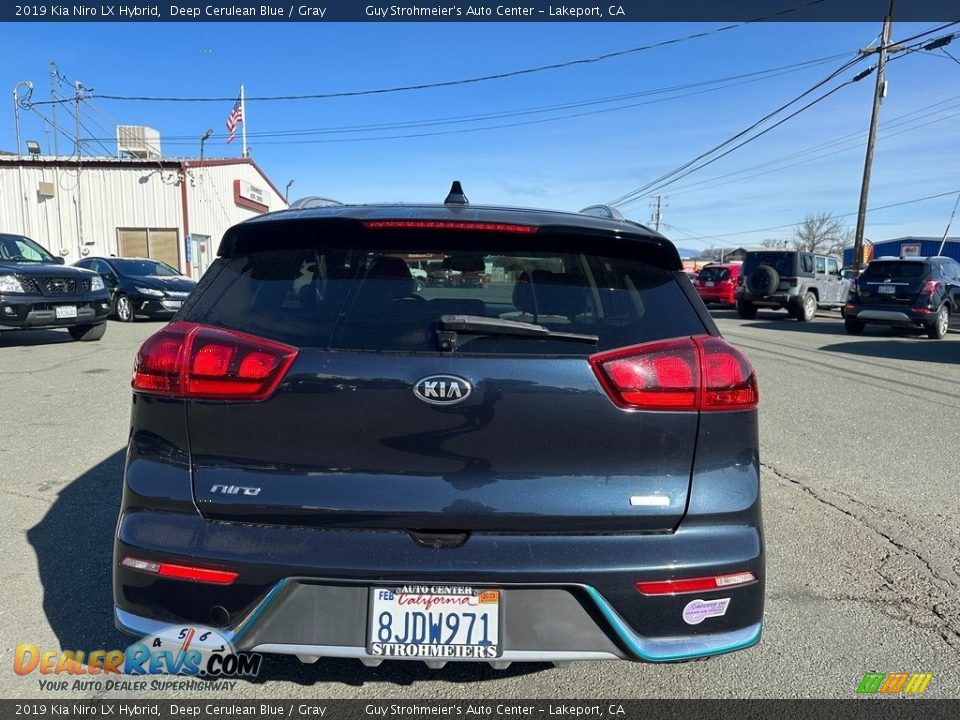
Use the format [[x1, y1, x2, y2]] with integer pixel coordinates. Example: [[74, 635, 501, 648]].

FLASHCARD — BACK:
[[225, 97, 243, 144]]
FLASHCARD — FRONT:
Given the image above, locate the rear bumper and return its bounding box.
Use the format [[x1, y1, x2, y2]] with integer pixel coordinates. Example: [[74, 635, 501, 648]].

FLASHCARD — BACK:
[[129, 296, 184, 319], [0, 292, 111, 329], [734, 291, 799, 308], [696, 288, 735, 304], [846, 306, 932, 325], [113, 510, 765, 664]]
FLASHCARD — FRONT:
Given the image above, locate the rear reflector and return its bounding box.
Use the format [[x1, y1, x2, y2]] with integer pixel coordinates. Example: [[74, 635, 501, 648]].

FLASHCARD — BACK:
[[363, 220, 538, 234], [121, 556, 238, 585], [636, 571, 757, 595], [132, 322, 297, 401], [590, 336, 758, 412]]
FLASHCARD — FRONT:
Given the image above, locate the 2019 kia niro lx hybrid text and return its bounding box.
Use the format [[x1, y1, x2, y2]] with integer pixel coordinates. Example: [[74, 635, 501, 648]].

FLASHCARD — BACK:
[[114, 186, 764, 667]]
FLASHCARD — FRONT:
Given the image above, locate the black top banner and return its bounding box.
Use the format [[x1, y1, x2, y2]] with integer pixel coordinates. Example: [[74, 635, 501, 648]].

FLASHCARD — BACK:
[[3, 0, 960, 23]]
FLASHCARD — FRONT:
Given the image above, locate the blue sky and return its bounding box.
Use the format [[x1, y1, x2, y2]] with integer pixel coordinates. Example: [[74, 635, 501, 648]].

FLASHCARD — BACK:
[[2, 21, 959, 249]]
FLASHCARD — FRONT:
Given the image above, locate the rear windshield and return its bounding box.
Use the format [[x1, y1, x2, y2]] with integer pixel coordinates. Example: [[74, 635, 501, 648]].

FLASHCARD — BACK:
[[187, 242, 705, 355], [698, 266, 730, 282], [742, 252, 795, 276], [862, 261, 928, 280]]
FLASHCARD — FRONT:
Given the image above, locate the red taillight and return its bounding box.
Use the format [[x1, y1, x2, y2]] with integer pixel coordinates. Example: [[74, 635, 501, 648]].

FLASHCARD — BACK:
[[120, 557, 238, 585], [363, 220, 538, 234], [132, 322, 297, 401], [636, 571, 756, 595], [589, 336, 758, 412], [921, 280, 940, 295]]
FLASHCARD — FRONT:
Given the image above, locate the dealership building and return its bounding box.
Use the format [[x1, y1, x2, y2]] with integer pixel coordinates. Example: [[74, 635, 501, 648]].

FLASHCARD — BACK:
[[0, 150, 288, 278]]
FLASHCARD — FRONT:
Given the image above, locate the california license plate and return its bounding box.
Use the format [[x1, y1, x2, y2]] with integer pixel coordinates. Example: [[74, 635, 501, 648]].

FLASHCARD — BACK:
[[165, 301, 182, 309], [878, 285, 895, 294], [55, 306, 78, 319], [368, 585, 501, 659]]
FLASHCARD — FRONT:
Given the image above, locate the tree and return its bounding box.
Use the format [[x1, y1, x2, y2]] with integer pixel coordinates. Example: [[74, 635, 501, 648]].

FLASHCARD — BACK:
[[791, 212, 854, 254]]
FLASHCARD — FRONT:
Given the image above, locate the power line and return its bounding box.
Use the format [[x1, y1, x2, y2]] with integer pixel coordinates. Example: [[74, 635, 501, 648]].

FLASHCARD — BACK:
[[664, 188, 960, 242], [608, 23, 960, 209], [25, 2, 834, 105], [65, 51, 850, 144], [663, 97, 960, 196], [73, 56, 859, 149], [609, 55, 867, 207]]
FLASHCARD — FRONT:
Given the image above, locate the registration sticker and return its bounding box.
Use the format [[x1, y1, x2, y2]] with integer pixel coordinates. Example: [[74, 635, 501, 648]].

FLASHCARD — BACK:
[[682, 598, 730, 625], [368, 585, 501, 659]]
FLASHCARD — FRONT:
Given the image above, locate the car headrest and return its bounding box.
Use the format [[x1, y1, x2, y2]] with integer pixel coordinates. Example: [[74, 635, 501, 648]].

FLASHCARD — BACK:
[[361, 256, 415, 302], [513, 270, 589, 319], [368, 256, 413, 280]]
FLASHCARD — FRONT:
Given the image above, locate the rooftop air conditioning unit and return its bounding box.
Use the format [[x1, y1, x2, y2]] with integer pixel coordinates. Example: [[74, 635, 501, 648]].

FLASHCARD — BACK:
[[117, 125, 161, 159]]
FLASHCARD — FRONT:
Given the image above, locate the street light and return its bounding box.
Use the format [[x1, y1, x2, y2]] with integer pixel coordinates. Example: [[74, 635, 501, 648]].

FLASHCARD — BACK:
[[26, 140, 41, 156], [285, 179, 294, 203], [199, 128, 213, 163], [13, 80, 34, 157]]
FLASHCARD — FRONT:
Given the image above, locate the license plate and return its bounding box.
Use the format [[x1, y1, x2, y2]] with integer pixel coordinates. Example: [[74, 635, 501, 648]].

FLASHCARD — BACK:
[[705, 281, 715, 287], [55, 306, 78, 319], [164, 301, 182, 309], [878, 285, 895, 294], [368, 586, 501, 660]]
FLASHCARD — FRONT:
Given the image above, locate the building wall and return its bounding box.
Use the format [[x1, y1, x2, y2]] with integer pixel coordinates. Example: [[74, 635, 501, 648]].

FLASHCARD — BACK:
[[0, 159, 287, 276], [0, 162, 181, 263], [842, 239, 960, 265]]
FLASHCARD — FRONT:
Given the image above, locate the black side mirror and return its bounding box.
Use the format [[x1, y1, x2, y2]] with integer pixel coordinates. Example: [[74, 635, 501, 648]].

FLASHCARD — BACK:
[[53, 256, 65, 265], [104, 273, 118, 284]]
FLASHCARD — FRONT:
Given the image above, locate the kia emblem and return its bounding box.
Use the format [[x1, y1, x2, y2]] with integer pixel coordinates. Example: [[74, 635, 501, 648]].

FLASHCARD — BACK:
[[413, 375, 472, 406]]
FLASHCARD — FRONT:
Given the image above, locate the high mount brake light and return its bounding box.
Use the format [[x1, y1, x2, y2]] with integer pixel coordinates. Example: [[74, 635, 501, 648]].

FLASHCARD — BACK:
[[589, 336, 758, 412], [636, 571, 757, 596], [132, 322, 298, 401], [362, 220, 538, 234]]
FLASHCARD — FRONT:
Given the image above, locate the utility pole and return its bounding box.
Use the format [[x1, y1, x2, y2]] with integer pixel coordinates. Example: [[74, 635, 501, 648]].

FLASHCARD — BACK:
[[49, 62, 60, 157], [74, 81, 83, 158], [852, 0, 895, 275], [651, 194, 665, 232]]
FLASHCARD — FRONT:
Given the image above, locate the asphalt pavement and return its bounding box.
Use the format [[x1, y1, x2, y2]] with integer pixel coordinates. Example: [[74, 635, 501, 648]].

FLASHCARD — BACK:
[[0, 309, 957, 699]]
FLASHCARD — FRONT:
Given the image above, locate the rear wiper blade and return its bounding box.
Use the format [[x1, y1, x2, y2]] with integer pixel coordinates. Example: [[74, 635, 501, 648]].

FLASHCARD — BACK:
[[437, 314, 598, 351]]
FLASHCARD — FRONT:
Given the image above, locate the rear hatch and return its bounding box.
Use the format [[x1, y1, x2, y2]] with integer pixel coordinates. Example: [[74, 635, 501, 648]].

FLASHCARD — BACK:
[[167, 217, 714, 533], [857, 260, 929, 306]]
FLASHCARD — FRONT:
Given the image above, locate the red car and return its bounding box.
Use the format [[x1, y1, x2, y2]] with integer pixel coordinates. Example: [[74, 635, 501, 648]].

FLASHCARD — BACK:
[[695, 263, 741, 307]]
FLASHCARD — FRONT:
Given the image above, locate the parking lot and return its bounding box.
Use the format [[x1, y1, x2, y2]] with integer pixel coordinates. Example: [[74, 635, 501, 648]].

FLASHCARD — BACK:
[[0, 310, 958, 699]]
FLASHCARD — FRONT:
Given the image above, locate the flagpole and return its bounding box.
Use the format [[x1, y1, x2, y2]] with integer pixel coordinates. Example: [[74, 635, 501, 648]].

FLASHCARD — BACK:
[[240, 84, 247, 158]]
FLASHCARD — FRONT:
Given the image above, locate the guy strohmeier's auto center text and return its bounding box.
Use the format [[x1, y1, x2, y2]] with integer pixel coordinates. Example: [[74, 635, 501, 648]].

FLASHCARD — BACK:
[[13, 3, 629, 19]]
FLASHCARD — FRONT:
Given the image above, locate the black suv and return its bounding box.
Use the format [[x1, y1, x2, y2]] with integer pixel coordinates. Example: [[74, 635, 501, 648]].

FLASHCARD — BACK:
[[844, 256, 960, 339], [0, 233, 111, 341], [735, 250, 848, 321], [114, 186, 765, 667]]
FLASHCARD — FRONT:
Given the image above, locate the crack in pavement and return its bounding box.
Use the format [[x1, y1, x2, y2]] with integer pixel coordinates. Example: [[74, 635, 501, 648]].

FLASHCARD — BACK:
[[761, 460, 960, 653]]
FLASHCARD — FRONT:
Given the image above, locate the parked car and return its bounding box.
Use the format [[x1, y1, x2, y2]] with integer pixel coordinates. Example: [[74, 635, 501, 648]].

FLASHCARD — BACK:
[[114, 185, 764, 668], [843, 256, 960, 339], [456, 270, 488, 288], [74, 256, 196, 322], [0, 233, 110, 341], [695, 263, 741, 307], [426, 262, 458, 287], [735, 249, 848, 321]]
